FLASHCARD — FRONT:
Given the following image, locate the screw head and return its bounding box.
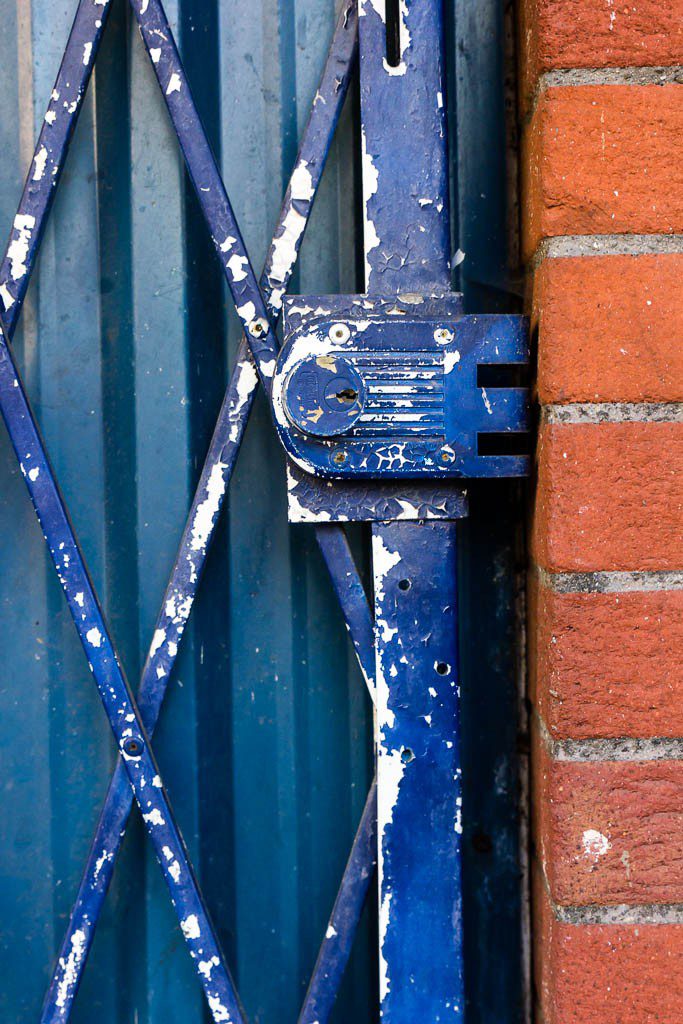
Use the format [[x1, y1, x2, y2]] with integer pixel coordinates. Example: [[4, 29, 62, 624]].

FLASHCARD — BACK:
[[440, 446, 456, 464], [434, 327, 454, 345], [328, 322, 350, 343], [331, 447, 349, 467], [249, 317, 268, 338]]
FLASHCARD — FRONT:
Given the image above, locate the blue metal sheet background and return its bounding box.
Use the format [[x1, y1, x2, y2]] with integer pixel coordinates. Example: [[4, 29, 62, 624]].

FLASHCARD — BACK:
[[0, 1, 524, 1022]]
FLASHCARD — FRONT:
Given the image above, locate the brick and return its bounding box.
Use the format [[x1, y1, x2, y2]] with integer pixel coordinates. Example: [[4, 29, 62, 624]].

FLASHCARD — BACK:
[[529, 578, 683, 739], [519, 0, 683, 109], [533, 421, 683, 573], [534, 866, 683, 1024], [534, 254, 683, 404], [522, 86, 683, 259], [533, 728, 683, 904]]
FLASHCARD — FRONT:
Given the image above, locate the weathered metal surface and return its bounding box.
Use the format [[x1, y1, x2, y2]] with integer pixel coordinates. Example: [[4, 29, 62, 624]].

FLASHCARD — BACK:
[[273, 300, 529, 480], [0, 0, 527, 1022], [372, 520, 463, 1018], [357, 1, 465, 1017]]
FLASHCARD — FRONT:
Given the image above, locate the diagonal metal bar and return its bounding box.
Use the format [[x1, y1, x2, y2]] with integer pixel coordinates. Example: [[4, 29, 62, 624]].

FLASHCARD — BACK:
[[297, 778, 378, 1024], [1, 0, 374, 1017], [0, 321, 246, 1024], [132, 0, 282, 392], [0, 0, 112, 331], [40, 3, 368, 1020]]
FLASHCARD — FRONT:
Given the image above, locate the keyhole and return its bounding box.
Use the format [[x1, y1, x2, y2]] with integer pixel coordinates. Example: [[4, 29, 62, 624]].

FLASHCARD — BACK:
[[336, 387, 358, 404], [385, 0, 401, 67]]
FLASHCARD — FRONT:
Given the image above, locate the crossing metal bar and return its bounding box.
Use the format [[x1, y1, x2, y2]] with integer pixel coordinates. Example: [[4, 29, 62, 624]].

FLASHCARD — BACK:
[[34, 4, 366, 1019], [0, 0, 112, 331], [0, 319, 246, 1023], [35, 2, 374, 1020]]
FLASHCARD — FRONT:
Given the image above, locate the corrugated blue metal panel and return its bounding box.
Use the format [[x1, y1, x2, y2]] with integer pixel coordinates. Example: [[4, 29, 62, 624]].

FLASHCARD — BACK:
[[0, 2, 524, 1022]]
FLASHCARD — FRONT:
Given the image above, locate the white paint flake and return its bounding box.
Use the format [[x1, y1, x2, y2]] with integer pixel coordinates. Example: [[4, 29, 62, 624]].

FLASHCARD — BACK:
[[0, 283, 14, 310], [28, 466, 40, 481], [207, 994, 232, 1022], [220, 235, 237, 252], [290, 160, 314, 202], [199, 955, 220, 980], [444, 350, 461, 374], [269, 206, 306, 286], [190, 461, 227, 552], [361, 129, 380, 287], [8, 214, 36, 280], [143, 808, 166, 827], [181, 914, 201, 940], [236, 300, 256, 325], [166, 72, 181, 96], [55, 929, 87, 1009], [326, 924, 337, 939], [481, 387, 493, 415], [150, 47, 162, 64], [226, 253, 249, 282], [45, 110, 57, 126], [86, 627, 103, 648], [83, 42, 93, 65], [150, 628, 166, 658]]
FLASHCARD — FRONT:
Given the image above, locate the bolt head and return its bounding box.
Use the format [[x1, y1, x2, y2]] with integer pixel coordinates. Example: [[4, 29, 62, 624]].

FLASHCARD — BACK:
[[249, 317, 268, 338]]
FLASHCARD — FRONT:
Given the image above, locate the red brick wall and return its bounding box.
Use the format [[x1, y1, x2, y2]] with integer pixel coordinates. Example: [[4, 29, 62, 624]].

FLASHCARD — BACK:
[[520, 2, 683, 1021]]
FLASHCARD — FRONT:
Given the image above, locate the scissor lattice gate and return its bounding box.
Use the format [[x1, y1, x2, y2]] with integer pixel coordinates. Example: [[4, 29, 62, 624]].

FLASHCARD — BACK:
[[0, 2, 527, 1022]]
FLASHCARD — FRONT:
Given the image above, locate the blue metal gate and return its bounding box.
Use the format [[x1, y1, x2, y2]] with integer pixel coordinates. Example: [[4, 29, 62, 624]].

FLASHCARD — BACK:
[[0, 2, 526, 1022]]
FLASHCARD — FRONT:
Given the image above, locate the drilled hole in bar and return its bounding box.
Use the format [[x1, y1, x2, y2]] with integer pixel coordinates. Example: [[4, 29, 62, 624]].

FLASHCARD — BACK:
[[477, 363, 529, 389], [385, 0, 402, 67], [398, 578, 411, 592], [435, 662, 449, 676], [477, 432, 531, 457]]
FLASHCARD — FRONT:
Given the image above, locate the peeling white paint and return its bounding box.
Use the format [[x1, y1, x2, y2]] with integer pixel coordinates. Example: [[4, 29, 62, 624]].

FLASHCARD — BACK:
[[290, 160, 315, 202], [8, 214, 36, 281], [150, 628, 166, 658], [190, 461, 227, 552], [444, 350, 461, 374], [226, 253, 248, 282], [181, 914, 201, 940], [269, 205, 306, 286], [83, 42, 93, 65], [55, 929, 87, 1009], [143, 808, 165, 827], [166, 72, 181, 96], [150, 47, 161, 64], [86, 627, 103, 648]]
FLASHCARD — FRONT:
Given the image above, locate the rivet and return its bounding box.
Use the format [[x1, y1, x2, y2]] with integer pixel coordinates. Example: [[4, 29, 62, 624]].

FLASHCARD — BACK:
[[328, 322, 350, 343], [440, 447, 455, 464], [249, 317, 268, 337], [434, 327, 454, 345], [122, 735, 144, 758], [331, 448, 348, 466]]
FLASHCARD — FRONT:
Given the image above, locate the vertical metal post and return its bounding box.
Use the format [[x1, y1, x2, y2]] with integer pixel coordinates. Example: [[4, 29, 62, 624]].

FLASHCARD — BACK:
[[359, 1, 464, 1017]]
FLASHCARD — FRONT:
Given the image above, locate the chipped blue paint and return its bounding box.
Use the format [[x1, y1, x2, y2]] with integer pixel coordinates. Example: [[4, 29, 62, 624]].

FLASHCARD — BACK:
[[372, 520, 463, 1019], [273, 301, 529, 480], [268, 0, 527, 1018], [0, 0, 528, 1021]]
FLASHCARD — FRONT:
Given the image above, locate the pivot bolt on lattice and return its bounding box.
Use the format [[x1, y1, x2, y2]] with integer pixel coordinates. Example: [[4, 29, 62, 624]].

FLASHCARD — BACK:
[[248, 317, 269, 337], [122, 736, 144, 758]]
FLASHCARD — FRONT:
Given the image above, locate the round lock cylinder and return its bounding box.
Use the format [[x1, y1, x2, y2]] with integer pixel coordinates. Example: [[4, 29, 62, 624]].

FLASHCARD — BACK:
[[283, 355, 366, 438]]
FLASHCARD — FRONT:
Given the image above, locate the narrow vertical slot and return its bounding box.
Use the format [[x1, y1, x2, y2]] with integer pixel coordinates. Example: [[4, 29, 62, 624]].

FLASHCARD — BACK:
[[385, 0, 402, 67]]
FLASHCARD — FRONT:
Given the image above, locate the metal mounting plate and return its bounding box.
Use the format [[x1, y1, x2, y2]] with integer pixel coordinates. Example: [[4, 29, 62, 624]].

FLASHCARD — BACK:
[[273, 295, 530, 481]]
